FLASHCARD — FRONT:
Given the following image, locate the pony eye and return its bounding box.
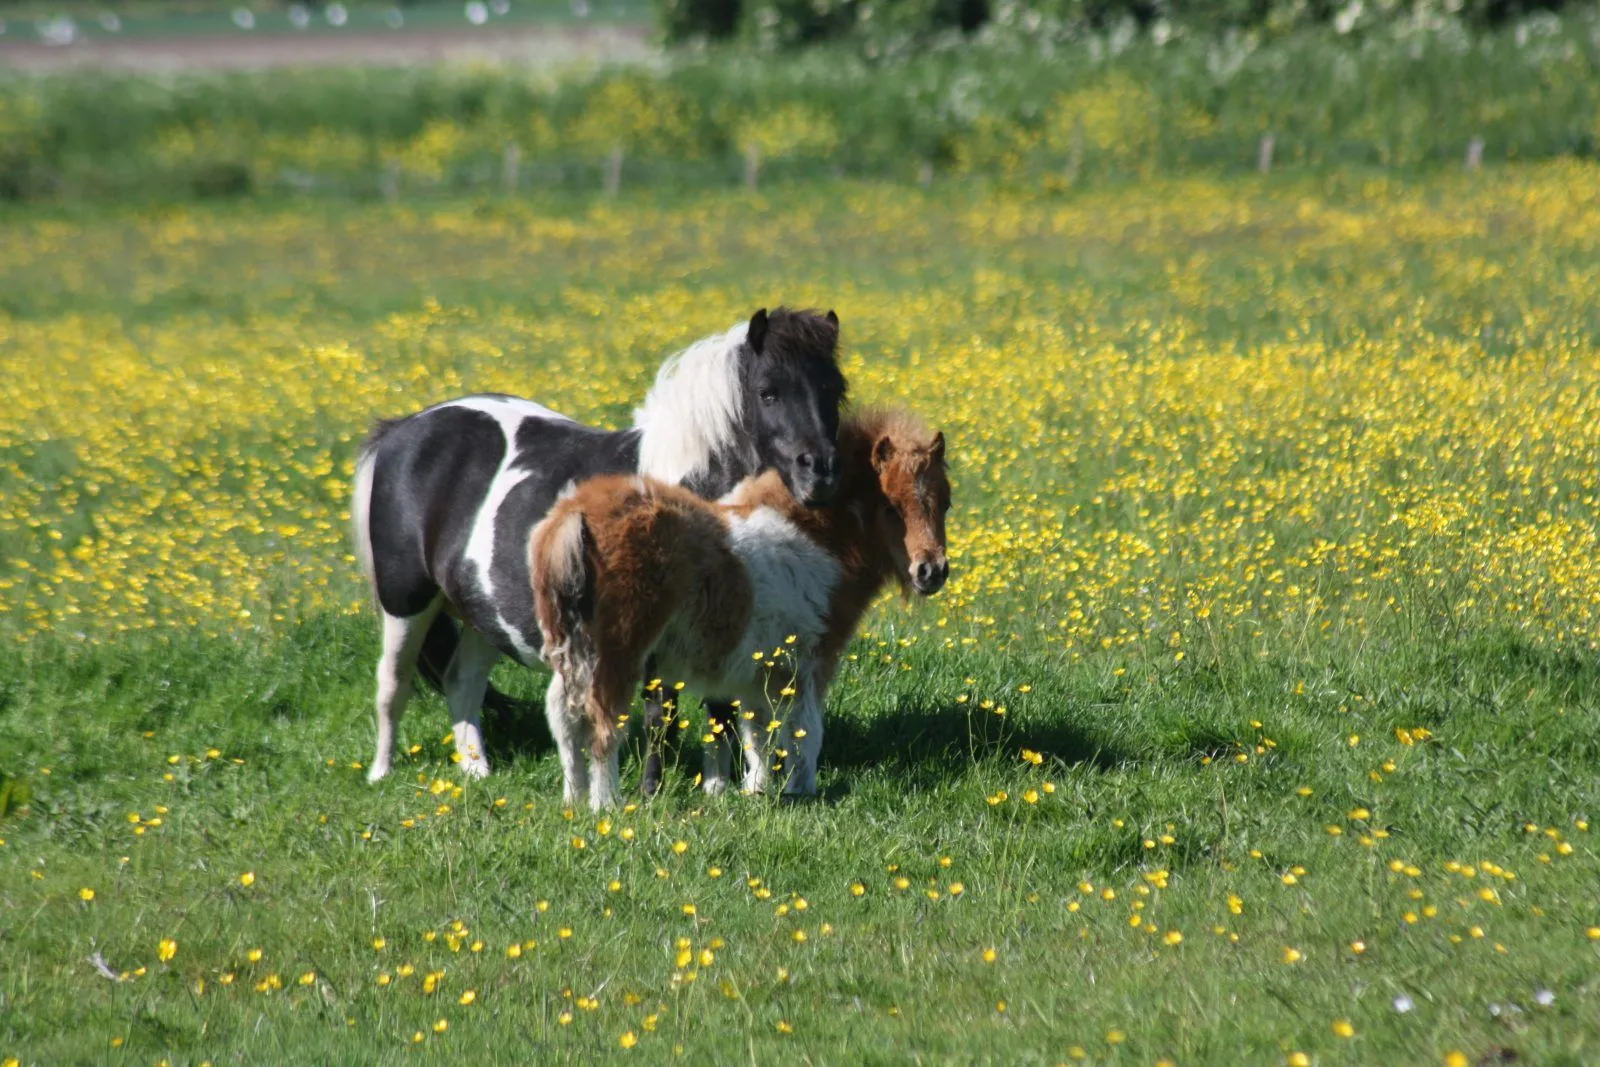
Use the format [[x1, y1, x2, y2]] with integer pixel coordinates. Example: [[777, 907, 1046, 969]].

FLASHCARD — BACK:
[[759, 390, 779, 405]]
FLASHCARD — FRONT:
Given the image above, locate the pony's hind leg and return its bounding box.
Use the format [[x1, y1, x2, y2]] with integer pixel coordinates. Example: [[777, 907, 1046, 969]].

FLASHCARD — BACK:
[[368, 600, 442, 783], [544, 671, 590, 808], [589, 745, 622, 811], [443, 625, 500, 779], [586, 669, 636, 810]]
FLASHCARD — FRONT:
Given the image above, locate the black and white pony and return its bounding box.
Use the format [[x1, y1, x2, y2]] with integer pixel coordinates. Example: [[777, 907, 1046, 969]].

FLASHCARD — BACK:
[[352, 308, 846, 783]]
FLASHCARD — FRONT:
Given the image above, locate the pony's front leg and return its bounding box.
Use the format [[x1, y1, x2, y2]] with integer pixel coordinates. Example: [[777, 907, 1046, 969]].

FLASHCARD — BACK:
[[544, 672, 589, 808], [738, 701, 775, 795], [781, 685, 824, 797], [701, 699, 738, 796], [640, 686, 669, 798]]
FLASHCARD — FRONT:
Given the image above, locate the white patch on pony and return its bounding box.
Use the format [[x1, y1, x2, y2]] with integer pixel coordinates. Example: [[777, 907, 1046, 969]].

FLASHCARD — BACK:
[[633, 322, 747, 486], [440, 394, 573, 433], [723, 506, 840, 669], [446, 397, 567, 664], [350, 448, 378, 609]]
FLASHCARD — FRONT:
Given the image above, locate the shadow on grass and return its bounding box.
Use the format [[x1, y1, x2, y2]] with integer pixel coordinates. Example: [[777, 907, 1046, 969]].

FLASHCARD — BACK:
[[821, 698, 1127, 797]]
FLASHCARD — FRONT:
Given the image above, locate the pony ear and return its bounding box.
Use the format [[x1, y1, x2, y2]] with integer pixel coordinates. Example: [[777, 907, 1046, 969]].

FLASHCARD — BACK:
[[928, 431, 945, 461], [872, 435, 896, 472], [748, 309, 770, 354], [826, 309, 839, 327]]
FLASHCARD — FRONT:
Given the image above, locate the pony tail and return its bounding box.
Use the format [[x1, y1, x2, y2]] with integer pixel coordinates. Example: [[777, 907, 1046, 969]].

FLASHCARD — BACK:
[[350, 448, 380, 612], [532, 508, 604, 749]]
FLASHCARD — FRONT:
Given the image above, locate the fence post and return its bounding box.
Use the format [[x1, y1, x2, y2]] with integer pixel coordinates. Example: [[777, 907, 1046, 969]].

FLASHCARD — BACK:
[[1465, 137, 1484, 170], [743, 145, 760, 192], [1066, 119, 1085, 184], [380, 160, 400, 203], [918, 161, 934, 188], [1257, 134, 1275, 174], [502, 142, 521, 194], [603, 145, 624, 197]]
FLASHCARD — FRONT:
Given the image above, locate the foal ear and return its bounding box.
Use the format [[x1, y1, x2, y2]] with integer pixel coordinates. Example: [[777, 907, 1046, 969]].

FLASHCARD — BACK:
[[928, 431, 945, 462], [871, 435, 896, 472], [747, 309, 770, 354], [825, 309, 839, 328]]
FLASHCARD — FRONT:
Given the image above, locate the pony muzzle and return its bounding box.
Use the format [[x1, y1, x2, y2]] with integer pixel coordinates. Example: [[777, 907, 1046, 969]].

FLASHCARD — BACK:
[[911, 556, 949, 595], [792, 449, 840, 506]]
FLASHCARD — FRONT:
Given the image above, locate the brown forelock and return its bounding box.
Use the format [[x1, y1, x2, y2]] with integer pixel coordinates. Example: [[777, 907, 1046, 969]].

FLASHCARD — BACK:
[[881, 428, 950, 569]]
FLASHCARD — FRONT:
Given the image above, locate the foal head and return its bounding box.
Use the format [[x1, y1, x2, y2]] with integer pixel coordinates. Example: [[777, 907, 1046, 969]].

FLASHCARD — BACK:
[[862, 413, 952, 596], [742, 308, 847, 507]]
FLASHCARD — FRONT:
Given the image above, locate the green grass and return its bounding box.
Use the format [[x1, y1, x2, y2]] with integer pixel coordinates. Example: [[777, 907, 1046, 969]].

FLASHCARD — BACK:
[[3, 167, 1600, 1065]]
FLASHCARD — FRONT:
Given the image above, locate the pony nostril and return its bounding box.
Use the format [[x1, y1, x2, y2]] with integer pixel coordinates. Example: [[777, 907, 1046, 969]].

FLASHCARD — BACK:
[[915, 562, 935, 585], [797, 453, 815, 471]]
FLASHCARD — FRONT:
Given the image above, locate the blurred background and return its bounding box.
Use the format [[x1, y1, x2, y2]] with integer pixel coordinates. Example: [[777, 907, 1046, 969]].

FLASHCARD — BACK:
[[0, 0, 1595, 201]]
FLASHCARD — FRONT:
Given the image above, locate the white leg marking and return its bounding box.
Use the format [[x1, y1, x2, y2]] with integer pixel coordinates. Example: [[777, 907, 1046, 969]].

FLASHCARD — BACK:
[[544, 672, 589, 808], [702, 722, 734, 797], [369, 601, 441, 783], [589, 747, 621, 811], [739, 701, 774, 795], [444, 625, 500, 780]]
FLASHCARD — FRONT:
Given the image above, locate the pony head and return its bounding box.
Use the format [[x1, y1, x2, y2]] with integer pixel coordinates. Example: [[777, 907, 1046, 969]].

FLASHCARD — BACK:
[[743, 308, 847, 507], [865, 414, 951, 596]]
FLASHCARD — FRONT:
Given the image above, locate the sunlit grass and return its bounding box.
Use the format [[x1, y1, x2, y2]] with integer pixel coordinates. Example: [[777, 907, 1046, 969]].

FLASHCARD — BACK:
[[2, 164, 1599, 1064]]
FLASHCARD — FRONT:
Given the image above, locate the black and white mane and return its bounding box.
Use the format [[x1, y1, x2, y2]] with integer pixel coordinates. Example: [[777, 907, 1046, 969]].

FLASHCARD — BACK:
[[353, 308, 845, 782]]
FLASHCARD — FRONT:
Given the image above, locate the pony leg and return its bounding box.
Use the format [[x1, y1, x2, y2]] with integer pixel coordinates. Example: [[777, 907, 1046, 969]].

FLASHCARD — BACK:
[[443, 625, 500, 779], [701, 699, 737, 796], [738, 701, 774, 795], [368, 600, 441, 783], [782, 684, 824, 796], [640, 686, 668, 798], [544, 671, 589, 808], [589, 745, 622, 811]]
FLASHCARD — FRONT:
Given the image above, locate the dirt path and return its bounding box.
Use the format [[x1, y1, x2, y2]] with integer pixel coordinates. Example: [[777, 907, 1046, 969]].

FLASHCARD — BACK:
[[0, 23, 652, 71]]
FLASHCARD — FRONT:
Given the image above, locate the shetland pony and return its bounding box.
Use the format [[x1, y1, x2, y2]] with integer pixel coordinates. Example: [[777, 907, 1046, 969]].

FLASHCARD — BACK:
[[529, 411, 951, 809], [354, 309, 846, 782]]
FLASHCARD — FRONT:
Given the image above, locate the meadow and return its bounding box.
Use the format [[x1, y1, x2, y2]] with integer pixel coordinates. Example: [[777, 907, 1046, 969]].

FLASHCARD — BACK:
[[2, 162, 1600, 1064]]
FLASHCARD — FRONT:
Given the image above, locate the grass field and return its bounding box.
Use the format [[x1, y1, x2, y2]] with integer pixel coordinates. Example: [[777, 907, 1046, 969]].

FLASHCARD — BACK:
[[3, 164, 1600, 1065]]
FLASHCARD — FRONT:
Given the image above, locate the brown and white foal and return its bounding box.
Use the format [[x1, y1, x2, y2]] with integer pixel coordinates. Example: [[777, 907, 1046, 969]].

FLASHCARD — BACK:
[[528, 410, 951, 809]]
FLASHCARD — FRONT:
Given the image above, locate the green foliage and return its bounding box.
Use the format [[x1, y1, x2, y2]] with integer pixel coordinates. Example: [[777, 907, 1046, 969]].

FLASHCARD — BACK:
[[1, 14, 1597, 201], [657, 0, 744, 41]]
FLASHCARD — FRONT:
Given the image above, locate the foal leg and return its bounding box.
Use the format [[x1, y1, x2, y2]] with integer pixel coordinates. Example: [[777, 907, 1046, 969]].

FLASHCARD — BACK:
[[640, 684, 669, 798], [589, 744, 622, 811], [368, 599, 442, 783], [701, 698, 738, 796], [781, 685, 824, 797], [543, 671, 590, 809], [587, 670, 636, 810], [443, 625, 500, 780], [738, 701, 775, 795]]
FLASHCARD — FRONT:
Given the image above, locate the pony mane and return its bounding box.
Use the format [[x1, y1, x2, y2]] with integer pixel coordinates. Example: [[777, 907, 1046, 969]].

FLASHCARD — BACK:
[[842, 408, 940, 459], [633, 321, 749, 486]]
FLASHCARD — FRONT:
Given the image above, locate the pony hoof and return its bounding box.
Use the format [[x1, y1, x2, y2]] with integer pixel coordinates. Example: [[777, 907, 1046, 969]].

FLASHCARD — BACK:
[[702, 776, 729, 797], [459, 760, 491, 780], [366, 763, 391, 784]]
